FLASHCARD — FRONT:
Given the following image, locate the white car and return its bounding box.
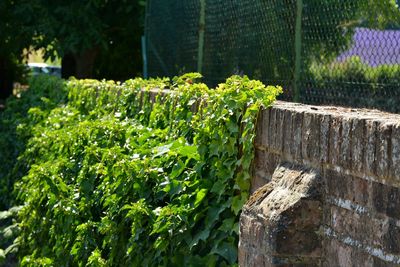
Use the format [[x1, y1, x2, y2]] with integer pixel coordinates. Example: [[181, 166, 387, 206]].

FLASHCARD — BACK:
[[27, 63, 61, 78]]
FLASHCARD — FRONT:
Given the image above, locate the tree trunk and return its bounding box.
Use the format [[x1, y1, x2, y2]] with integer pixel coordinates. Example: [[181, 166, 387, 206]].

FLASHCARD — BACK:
[[0, 56, 14, 100], [61, 48, 99, 79], [61, 53, 76, 79], [74, 48, 99, 79]]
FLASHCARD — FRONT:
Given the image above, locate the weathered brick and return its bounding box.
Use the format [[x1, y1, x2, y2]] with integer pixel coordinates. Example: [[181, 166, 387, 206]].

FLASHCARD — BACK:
[[282, 109, 293, 157], [329, 205, 387, 248], [344, 246, 375, 267], [371, 180, 400, 220], [265, 153, 281, 178], [251, 149, 271, 192], [309, 114, 322, 163], [271, 256, 321, 266], [391, 124, 400, 181], [372, 181, 387, 212], [351, 118, 365, 173], [322, 239, 340, 267], [332, 239, 352, 267], [242, 101, 400, 267], [352, 176, 369, 206], [242, 163, 322, 266], [386, 186, 400, 220], [238, 243, 247, 267], [329, 117, 341, 166], [376, 122, 392, 179], [325, 170, 370, 207], [268, 108, 277, 151], [251, 254, 267, 267], [276, 229, 321, 255], [301, 113, 320, 163], [251, 175, 269, 194], [287, 200, 323, 229], [257, 108, 271, 148], [274, 108, 285, 153], [383, 219, 400, 254], [339, 117, 353, 170], [323, 237, 374, 267], [325, 169, 351, 200], [301, 112, 313, 161], [365, 120, 378, 176], [291, 111, 304, 162], [373, 256, 398, 267], [320, 114, 331, 163], [250, 150, 281, 192], [240, 214, 252, 239], [254, 108, 265, 147], [240, 213, 268, 252]]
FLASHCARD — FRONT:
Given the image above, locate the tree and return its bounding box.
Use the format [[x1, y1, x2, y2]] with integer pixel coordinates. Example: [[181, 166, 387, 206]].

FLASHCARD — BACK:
[[255, 0, 400, 82], [0, 0, 146, 100], [26, 0, 146, 79], [0, 1, 34, 99], [359, 0, 400, 29]]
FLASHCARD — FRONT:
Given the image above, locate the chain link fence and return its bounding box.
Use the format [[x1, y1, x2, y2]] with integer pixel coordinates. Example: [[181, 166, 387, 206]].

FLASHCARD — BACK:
[[145, 0, 400, 113]]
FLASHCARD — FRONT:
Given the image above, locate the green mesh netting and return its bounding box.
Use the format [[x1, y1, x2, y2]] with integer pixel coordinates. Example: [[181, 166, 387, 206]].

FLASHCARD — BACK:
[[145, 0, 400, 113]]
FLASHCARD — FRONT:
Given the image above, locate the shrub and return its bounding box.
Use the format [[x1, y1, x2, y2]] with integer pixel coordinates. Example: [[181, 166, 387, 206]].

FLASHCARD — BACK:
[[1, 74, 281, 266], [307, 56, 400, 112], [0, 75, 67, 210]]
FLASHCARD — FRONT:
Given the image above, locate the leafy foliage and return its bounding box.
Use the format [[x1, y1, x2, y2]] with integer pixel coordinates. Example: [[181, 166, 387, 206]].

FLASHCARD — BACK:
[[0, 75, 67, 210], [19, 0, 146, 78], [1, 73, 281, 266], [0, 0, 37, 98], [309, 56, 400, 112], [358, 0, 400, 29]]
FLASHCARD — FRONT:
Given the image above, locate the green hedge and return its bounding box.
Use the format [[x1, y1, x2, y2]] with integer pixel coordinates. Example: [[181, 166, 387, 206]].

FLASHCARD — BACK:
[[306, 56, 400, 112], [0, 74, 281, 266], [0, 75, 67, 265], [0, 75, 67, 210]]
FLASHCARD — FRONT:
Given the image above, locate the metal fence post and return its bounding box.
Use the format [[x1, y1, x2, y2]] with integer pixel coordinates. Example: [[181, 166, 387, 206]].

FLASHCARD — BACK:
[[293, 0, 303, 102], [141, 36, 148, 79], [197, 0, 206, 74], [143, 0, 151, 79]]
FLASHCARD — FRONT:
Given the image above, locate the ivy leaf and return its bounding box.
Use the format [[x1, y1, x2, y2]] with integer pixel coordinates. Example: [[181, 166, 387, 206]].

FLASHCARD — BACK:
[[210, 180, 225, 194], [0, 74, 281, 266], [226, 120, 239, 134], [153, 143, 173, 158], [170, 160, 185, 179], [189, 228, 210, 249], [4, 242, 18, 255], [176, 145, 199, 160], [3, 224, 19, 239], [163, 179, 182, 196], [205, 203, 229, 229], [218, 218, 235, 234], [231, 194, 247, 215], [194, 189, 208, 208], [211, 241, 237, 265], [0, 211, 12, 221]]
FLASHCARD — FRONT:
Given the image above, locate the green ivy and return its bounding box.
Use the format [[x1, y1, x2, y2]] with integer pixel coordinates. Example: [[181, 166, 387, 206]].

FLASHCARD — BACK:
[[1, 73, 281, 266], [0, 75, 67, 211]]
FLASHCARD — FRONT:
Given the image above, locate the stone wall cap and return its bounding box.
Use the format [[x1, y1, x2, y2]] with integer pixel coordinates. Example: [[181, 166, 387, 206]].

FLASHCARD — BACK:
[[272, 101, 400, 124]]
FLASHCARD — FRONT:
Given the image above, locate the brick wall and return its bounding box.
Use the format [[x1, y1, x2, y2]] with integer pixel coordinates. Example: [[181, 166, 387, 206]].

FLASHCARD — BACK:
[[240, 101, 400, 266]]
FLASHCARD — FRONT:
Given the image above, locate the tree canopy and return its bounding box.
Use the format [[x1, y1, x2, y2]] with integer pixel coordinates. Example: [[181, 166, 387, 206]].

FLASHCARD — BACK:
[[1, 0, 400, 100], [0, 0, 35, 98], [0, 0, 146, 99], [28, 0, 145, 79]]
